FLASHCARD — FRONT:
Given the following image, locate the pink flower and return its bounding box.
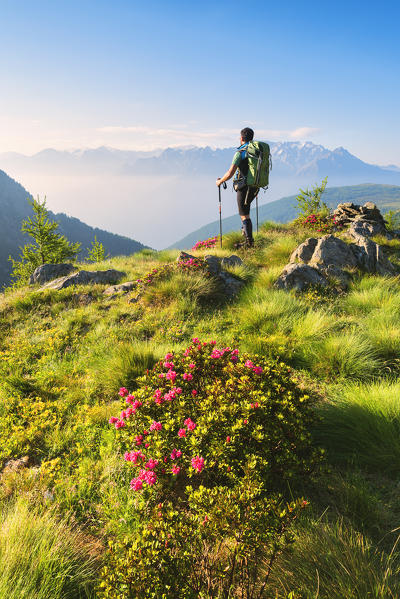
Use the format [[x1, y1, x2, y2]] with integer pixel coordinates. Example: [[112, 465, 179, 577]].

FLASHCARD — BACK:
[[132, 400, 142, 410], [176, 449, 182, 458], [115, 420, 126, 429], [126, 394, 135, 404], [150, 421, 162, 431], [163, 361, 174, 369], [178, 428, 186, 438], [166, 370, 177, 382], [226, 436, 231, 443], [145, 459, 159, 469], [165, 353, 173, 360], [253, 366, 263, 375], [191, 456, 205, 473], [120, 410, 127, 419], [145, 470, 157, 486], [135, 434, 143, 445], [118, 387, 128, 397], [145, 442, 150, 448], [245, 360, 254, 368], [192, 337, 200, 343], [192, 389, 198, 396], [175, 387, 183, 394], [183, 349, 191, 357], [171, 465, 181, 475], [184, 418, 196, 431], [183, 372, 193, 381], [108, 416, 118, 424], [188, 363, 195, 369], [210, 340, 217, 345], [130, 478, 143, 491], [138, 469, 147, 480]]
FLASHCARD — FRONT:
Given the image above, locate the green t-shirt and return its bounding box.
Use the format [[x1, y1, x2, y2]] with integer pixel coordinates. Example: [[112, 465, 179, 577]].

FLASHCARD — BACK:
[[232, 151, 242, 167]]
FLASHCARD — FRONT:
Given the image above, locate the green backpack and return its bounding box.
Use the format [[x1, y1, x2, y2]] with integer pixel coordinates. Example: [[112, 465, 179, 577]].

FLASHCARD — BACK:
[[245, 141, 272, 189]]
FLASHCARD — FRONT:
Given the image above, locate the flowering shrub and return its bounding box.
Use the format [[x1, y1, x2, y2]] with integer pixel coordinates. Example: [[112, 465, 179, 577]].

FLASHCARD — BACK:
[[296, 212, 344, 234], [192, 236, 218, 251], [100, 340, 320, 598]]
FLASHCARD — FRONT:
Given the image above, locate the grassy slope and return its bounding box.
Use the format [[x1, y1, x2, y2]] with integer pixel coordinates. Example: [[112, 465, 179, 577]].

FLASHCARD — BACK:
[[1, 225, 400, 597], [171, 183, 400, 249]]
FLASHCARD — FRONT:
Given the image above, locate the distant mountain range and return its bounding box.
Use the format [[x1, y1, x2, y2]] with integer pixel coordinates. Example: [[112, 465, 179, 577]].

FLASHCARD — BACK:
[[170, 184, 400, 250], [2, 141, 400, 250], [1, 142, 400, 185], [0, 169, 148, 288]]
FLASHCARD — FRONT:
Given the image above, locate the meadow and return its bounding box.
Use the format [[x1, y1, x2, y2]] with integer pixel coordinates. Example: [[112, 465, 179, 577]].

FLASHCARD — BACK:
[[0, 220, 400, 598]]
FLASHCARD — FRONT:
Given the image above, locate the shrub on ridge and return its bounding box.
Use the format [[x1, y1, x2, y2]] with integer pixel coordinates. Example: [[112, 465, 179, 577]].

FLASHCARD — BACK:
[[100, 339, 320, 598]]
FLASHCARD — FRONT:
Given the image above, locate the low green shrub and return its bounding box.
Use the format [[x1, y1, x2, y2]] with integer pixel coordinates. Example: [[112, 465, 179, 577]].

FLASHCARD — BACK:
[[99, 339, 320, 598]]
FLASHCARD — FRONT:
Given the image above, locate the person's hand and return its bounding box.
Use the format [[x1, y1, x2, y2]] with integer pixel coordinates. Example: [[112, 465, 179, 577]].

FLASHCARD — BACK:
[[216, 178, 222, 187]]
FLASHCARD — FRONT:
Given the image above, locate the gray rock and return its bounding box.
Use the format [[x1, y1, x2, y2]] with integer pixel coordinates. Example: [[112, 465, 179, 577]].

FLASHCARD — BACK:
[[351, 236, 396, 275], [218, 270, 245, 297], [29, 263, 76, 285], [221, 254, 243, 269], [103, 281, 136, 296], [3, 455, 30, 473], [290, 237, 318, 263], [204, 255, 221, 274], [275, 263, 328, 291], [40, 269, 125, 290], [349, 217, 387, 239], [310, 235, 358, 270], [177, 251, 195, 262]]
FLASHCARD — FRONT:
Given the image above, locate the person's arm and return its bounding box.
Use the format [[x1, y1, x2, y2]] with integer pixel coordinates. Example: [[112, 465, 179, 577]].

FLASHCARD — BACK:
[[216, 163, 238, 187]]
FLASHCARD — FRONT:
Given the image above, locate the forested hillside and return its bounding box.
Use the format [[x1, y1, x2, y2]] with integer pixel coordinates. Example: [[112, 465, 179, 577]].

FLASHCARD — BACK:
[[0, 169, 148, 287]]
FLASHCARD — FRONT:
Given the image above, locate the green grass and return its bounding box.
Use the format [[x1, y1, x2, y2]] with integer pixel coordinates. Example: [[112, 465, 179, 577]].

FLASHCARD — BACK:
[[316, 380, 400, 476], [0, 498, 99, 599], [1, 221, 400, 595], [268, 518, 400, 598]]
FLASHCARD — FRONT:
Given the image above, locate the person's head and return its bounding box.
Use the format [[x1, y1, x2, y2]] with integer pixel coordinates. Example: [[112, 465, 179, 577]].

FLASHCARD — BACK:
[[240, 127, 254, 144]]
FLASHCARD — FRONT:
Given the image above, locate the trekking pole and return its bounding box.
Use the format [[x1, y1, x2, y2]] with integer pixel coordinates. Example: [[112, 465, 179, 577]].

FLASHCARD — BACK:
[[218, 180, 227, 248], [256, 193, 259, 233]]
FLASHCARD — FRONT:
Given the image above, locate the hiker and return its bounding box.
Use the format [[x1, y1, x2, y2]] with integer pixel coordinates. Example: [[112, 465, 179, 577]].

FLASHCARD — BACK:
[[216, 127, 258, 247]]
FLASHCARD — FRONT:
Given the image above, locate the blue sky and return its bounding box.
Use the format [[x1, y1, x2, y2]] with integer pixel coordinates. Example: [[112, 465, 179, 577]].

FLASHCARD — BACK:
[[0, 0, 399, 164]]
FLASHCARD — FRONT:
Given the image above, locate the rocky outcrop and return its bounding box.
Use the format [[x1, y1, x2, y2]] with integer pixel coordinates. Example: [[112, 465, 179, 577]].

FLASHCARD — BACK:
[[275, 263, 328, 291], [103, 281, 136, 296], [276, 205, 396, 291], [177, 252, 245, 298], [332, 202, 388, 237], [29, 263, 77, 285], [40, 269, 125, 290]]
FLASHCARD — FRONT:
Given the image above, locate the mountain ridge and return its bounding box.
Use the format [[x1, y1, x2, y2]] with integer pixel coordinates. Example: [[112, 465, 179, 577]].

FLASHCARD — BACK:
[[0, 169, 148, 288], [169, 183, 400, 250]]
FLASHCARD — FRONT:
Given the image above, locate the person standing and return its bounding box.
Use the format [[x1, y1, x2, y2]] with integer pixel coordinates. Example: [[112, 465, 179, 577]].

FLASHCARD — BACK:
[[216, 127, 257, 247]]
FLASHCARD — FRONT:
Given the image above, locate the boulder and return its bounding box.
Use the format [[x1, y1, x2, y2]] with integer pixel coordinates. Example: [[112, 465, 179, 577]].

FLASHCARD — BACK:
[[29, 263, 76, 285], [103, 281, 136, 296], [349, 218, 387, 239], [203, 255, 221, 274], [275, 263, 328, 291], [351, 236, 396, 275], [221, 255, 243, 269], [290, 238, 318, 263], [177, 251, 195, 262], [309, 235, 358, 270], [40, 269, 125, 290]]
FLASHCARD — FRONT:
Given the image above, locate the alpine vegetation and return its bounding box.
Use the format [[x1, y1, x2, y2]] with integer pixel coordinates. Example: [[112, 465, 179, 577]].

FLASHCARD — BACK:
[[1, 190, 400, 598]]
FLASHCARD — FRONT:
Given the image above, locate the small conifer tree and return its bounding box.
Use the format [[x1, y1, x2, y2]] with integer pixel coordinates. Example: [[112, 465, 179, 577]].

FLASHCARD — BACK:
[[296, 176, 328, 218], [87, 236, 108, 263], [9, 197, 81, 286]]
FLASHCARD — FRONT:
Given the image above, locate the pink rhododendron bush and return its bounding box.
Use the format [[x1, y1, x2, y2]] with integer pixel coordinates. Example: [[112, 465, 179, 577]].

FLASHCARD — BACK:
[[100, 339, 319, 599]]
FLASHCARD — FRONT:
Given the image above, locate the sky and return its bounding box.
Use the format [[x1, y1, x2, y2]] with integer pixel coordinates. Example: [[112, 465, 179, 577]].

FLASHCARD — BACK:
[[0, 0, 399, 165]]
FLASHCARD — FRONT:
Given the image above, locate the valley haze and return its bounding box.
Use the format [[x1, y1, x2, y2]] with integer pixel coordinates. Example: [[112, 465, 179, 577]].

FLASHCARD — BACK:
[[2, 141, 400, 249]]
